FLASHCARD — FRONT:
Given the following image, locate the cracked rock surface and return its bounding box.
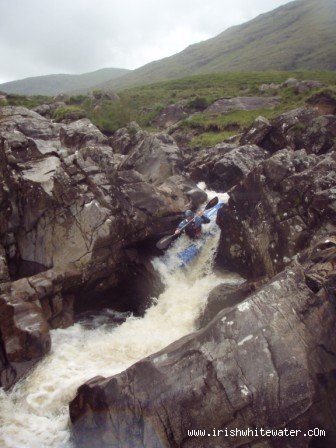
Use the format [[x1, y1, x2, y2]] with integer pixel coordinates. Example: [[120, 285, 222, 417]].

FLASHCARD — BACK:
[[70, 263, 336, 447], [0, 107, 204, 388]]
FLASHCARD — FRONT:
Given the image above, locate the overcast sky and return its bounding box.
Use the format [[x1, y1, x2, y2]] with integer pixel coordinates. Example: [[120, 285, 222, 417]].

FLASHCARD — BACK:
[[0, 0, 291, 84]]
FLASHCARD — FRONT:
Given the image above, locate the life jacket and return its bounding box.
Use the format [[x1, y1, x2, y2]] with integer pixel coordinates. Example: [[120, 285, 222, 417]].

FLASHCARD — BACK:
[[185, 221, 202, 238]]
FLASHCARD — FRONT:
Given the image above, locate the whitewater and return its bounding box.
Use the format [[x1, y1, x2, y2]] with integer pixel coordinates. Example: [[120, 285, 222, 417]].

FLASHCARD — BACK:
[[0, 188, 242, 448]]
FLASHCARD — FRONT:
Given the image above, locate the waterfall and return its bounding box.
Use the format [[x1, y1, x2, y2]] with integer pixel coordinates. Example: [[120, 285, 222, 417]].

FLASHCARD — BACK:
[[0, 188, 242, 448]]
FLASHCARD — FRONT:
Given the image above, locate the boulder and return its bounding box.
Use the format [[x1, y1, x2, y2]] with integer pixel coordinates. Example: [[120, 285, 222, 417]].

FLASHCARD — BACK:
[[197, 280, 259, 328], [70, 262, 336, 448], [151, 104, 188, 128], [259, 107, 336, 154], [188, 144, 269, 192], [117, 127, 184, 185], [60, 118, 109, 149], [239, 116, 272, 146], [32, 104, 52, 118], [216, 148, 336, 279], [108, 121, 142, 155], [0, 106, 60, 140], [206, 96, 280, 114], [306, 90, 336, 115]]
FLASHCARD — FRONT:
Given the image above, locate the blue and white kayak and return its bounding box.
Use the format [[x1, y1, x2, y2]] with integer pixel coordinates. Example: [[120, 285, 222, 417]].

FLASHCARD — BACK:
[[178, 202, 223, 267]]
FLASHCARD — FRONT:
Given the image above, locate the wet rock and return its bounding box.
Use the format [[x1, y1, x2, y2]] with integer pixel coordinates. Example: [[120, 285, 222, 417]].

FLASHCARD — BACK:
[[70, 264, 336, 448], [188, 144, 269, 192], [0, 106, 200, 388], [216, 148, 336, 279], [206, 96, 280, 114], [0, 277, 51, 389], [158, 174, 207, 208], [197, 280, 257, 328]]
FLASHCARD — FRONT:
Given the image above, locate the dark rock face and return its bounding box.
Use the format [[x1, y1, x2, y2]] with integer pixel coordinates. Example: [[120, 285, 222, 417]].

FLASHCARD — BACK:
[[0, 106, 203, 388], [197, 280, 259, 328], [188, 144, 269, 192], [70, 263, 336, 448], [216, 148, 336, 280]]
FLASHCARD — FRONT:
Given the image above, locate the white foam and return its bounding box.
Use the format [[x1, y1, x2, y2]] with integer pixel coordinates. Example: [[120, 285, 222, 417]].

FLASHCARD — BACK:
[[0, 184, 238, 447]]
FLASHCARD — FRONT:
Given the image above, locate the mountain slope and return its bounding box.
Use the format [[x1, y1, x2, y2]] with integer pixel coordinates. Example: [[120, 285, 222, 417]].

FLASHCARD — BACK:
[[0, 68, 130, 95], [100, 0, 336, 91]]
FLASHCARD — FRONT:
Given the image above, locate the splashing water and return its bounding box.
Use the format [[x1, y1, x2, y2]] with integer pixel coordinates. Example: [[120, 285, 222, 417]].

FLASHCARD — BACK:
[[0, 188, 240, 448]]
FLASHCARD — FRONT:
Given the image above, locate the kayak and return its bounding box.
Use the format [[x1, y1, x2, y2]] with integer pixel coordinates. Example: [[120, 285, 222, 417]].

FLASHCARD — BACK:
[[178, 202, 223, 267]]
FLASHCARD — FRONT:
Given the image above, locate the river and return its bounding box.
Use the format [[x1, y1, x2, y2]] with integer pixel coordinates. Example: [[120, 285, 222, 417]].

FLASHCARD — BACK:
[[0, 188, 242, 448]]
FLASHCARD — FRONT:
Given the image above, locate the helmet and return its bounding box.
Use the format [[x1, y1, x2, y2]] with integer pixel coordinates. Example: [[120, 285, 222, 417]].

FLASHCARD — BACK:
[[185, 209, 194, 218]]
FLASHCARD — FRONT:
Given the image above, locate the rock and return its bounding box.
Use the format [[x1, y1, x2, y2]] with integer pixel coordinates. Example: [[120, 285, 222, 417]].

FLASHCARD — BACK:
[[60, 118, 108, 149], [258, 82, 281, 92], [206, 96, 280, 114], [294, 80, 323, 94], [69, 263, 336, 448], [0, 106, 60, 140], [0, 278, 51, 389], [0, 244, 10, 283], [306, 90, 336, 115], [90, 90, 119, 102], [216, 148, 336, 279], [151, 103, 188, 128], [0, 106, 201, 388], [117, 128, 184, 185], [108, 121, 142, 155], [32, 104, 52, 118], [255, 107, 336, 154], [53, 93, 70, 103], [240, 116, 272, 146], [158, 175, 207, 208], [197, 280, 257, 328], [188, 144, 269, 192]]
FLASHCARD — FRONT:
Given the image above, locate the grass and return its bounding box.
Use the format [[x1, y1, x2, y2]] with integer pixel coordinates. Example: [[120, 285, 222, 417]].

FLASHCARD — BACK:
[[190, 131, 236, 148], [2, 70, 336, 147]]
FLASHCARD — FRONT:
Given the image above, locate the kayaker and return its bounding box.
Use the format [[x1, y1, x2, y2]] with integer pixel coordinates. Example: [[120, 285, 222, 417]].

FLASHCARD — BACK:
[[174, 209, 210, 239]]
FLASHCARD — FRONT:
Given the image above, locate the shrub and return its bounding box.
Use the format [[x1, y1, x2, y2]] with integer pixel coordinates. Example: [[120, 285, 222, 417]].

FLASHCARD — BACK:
[[53, 105, 86, 121], [187, 96, 209, 110]]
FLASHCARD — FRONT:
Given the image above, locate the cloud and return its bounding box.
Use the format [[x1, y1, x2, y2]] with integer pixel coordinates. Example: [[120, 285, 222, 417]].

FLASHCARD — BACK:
[[0, 0, 290, 83]]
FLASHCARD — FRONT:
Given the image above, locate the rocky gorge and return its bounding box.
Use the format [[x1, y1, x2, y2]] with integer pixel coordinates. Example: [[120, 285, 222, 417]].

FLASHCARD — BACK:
[[0, 95, 335, 447]]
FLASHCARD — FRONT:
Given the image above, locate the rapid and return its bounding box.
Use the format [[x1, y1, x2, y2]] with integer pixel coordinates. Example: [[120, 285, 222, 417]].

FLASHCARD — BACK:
[[0, 187, 242, 448]]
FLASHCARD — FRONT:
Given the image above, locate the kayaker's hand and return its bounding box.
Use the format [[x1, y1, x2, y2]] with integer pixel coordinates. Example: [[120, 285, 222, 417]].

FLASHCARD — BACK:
[[175, 229, 181, 235]]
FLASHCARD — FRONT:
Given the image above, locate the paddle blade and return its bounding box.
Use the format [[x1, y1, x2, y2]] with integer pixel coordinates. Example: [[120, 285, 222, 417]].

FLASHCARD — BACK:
[[156, 234, 176, 250], [204, 196, 218, 210]]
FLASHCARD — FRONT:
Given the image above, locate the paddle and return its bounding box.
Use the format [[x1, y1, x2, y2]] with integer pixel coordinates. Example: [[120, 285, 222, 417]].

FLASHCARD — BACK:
[[156, 196, 219, 250]]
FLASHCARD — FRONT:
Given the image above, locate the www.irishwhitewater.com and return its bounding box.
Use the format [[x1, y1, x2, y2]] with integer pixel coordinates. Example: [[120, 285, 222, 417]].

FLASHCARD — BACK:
[[187, 427, 326, 438]]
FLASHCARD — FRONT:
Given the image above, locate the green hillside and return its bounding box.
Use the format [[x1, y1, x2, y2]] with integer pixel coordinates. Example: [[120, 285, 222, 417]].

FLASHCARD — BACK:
[[4, 70, 335, 150], [0, 68, 130, 96], [99, 0, 336, 91]]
